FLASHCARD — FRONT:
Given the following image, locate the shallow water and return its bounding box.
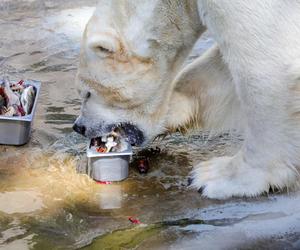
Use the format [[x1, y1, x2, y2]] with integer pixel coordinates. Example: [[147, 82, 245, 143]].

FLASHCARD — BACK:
[[0, 1, 299, 249]]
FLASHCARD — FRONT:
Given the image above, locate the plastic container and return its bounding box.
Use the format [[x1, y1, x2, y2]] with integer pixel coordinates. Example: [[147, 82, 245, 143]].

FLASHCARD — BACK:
[[87, 142, 132, 182], [0, 80, 41, 145]]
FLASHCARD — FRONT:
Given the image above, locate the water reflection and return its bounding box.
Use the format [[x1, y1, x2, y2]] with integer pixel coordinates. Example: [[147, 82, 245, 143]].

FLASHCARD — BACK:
[[96, 184, 125, 210]]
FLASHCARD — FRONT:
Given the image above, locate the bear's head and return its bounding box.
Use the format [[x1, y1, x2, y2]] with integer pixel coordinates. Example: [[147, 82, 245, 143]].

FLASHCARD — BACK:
[[73, 0, 203, 145]]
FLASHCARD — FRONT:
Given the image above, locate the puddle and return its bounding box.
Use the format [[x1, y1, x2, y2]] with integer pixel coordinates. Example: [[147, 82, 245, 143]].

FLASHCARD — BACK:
[[0, 0, 299, 249], [0, 191, 44, 214]]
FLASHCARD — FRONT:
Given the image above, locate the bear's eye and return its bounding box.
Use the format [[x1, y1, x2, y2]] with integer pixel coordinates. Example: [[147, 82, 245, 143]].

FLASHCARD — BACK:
[[92, 45, 114, 58], [87, 36, 117, 58], [95, 46, 113, 54]]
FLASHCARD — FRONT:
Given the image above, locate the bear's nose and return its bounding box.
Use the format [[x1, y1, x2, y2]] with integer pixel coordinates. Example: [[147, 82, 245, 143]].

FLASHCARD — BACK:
[[73, 123, 86, 136]]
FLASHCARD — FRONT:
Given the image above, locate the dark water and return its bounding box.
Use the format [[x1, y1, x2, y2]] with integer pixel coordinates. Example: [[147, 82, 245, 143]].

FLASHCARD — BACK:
[[0, 1, 299, 249]]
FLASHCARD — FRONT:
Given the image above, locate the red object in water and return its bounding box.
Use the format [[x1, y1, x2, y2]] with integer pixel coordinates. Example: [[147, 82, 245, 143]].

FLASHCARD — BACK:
[[128, 217, 141, 224], [137, 159, 149, 174], [95, 181, 112, 185]]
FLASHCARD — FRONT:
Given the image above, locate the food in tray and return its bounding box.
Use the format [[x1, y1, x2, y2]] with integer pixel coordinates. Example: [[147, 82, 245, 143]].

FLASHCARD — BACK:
[[0, 77, 36, 117], [90, 130, 129, 153]]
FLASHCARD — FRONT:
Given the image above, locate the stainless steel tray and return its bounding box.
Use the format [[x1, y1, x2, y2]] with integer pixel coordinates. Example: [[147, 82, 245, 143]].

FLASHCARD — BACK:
[[0, 80, 41, 145], [87, 142, 133, 182]]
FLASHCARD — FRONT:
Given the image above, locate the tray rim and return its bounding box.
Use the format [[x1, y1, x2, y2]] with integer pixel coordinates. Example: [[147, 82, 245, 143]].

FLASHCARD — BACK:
[[87, 141, 133, 158]]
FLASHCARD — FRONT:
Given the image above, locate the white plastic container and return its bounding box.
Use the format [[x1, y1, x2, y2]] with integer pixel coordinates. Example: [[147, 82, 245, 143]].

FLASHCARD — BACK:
[[87, 142, 132, 182]]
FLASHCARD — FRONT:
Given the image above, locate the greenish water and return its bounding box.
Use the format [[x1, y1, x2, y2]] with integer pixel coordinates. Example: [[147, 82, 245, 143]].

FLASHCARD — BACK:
[[81, 219, 205, 250]]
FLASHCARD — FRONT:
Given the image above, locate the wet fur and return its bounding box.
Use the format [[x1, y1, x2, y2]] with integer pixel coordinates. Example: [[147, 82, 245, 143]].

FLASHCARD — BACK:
[[76, 0, 300, 199]]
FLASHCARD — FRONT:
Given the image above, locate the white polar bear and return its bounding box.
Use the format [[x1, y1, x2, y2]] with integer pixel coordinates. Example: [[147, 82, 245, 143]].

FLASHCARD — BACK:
[[74, 0, 300, 199]]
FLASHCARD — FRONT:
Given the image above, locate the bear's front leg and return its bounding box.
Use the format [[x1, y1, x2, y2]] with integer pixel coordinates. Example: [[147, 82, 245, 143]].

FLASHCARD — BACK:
[[190, 154, 271, 199], [190, 67, 300, 199], [193, 0, 300, 199]]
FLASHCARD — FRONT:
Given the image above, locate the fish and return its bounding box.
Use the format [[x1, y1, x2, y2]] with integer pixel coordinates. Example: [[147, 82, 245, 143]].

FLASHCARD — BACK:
[[91, 131, 129, 153], [20, 85, 35, 115], [3, 77, 20, 107], [0, 78, 35, 117], [105, 136, 117, 152], [1, 106, 16, 116], [0, 95, 4, 108], [14, 105, 25, 116]]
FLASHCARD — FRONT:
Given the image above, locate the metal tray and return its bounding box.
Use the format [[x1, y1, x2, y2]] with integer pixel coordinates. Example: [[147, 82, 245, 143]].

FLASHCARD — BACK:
[[0, 80, 41, 145], [87, 142, 133, 182]]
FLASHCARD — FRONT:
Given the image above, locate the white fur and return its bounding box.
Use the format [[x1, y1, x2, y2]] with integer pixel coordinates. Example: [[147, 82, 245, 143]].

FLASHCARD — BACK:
[[76, 0, 300, 199], [190, 0, 300, 198], [169, 45, 244, 134]]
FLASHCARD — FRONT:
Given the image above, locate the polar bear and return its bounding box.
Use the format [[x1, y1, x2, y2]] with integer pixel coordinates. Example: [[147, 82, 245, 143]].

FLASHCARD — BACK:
[[73, 0, 300, 199]]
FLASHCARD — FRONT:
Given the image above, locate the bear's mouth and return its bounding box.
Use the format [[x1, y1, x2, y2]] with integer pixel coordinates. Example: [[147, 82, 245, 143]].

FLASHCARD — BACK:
[[74, 117, 146, 146], [110, 122, 145, 146]]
